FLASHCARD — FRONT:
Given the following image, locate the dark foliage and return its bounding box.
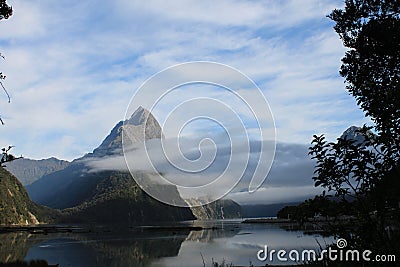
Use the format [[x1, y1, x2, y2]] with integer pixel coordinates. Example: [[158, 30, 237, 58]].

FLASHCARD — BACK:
[[0, 0, 12, 21], [328, 0, 400, 150], [306, 0, 400, 255], [1, 146, 22, 166], [277, 195, 354, 221]]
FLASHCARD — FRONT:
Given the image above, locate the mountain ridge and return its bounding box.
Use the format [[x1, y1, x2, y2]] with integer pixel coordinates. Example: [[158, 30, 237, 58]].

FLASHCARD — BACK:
[[5, 157, 70, 186]]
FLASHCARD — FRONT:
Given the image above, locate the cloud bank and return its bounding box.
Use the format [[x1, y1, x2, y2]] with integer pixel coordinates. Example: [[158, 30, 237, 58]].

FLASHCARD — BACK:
[[84, 137, 319, 204]]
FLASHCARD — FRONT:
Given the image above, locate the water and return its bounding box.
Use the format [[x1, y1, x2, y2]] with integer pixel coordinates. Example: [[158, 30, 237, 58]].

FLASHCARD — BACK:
[[0, 220, 335, 266]]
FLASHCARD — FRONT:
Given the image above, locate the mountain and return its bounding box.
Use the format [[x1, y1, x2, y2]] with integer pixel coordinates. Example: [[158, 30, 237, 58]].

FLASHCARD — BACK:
[[26, 106, 166, 209], [5, 157, 70, 186], [340, 126, 375, 145], [189, 199, 242, 220], [26, 106, 242, 223], [91, 106, 163, 157], [0, 167, 57, 225], [26, 106, 195, 223]]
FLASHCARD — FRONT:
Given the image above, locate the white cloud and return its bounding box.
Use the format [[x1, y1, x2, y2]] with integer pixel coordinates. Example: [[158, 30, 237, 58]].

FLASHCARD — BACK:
[[0, 0, 367, 163], [0, 1, 48, 39], [84, 139, 318, 204], [115, 0, 341, 29], [228, 185, 322, 205]]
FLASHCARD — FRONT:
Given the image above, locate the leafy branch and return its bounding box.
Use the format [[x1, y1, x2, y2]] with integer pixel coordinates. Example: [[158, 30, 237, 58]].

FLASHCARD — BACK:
[[0, 56, 10, 125], [0, 0, 12, 125]]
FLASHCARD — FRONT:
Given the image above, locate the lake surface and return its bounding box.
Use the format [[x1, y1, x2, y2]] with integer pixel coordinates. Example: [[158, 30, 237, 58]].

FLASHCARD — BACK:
[[0, 220, 335, 266]]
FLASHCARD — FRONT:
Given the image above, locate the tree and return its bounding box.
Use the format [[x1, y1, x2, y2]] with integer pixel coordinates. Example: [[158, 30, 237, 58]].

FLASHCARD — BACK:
[[0, 0, 12, 125], [0, 0, 19, 166], [0, 0, 12, 20], [329, 0, 400, 150], [309, 0, 400, 253]]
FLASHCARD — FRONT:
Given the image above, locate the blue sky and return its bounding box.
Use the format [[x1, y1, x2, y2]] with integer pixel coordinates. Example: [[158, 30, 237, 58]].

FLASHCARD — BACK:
[[0, 0, 370, 161]]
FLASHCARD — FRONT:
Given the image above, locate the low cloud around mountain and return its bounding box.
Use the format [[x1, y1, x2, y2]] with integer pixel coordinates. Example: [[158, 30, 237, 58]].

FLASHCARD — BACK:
[[85, 137, 319, 204]]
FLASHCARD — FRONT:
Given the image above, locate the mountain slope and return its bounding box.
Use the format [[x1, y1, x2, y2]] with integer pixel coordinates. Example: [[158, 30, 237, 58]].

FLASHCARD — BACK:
[[26, 162, 107, 209], [61, 171, 195, 223], [0, 167, 57, 225], [5, 157, 70, 186]]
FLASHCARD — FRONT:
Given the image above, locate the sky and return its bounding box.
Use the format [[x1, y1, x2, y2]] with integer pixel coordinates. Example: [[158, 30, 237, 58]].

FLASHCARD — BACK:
[[0, 0, 372, 204]]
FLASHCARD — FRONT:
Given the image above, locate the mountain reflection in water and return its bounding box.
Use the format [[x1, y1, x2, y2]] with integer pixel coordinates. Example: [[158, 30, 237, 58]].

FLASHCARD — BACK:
[[0, 220, 334, 267]]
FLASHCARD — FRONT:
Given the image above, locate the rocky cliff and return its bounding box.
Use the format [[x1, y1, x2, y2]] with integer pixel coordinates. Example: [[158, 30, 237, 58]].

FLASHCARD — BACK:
[[189, 199, 241, 220]]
